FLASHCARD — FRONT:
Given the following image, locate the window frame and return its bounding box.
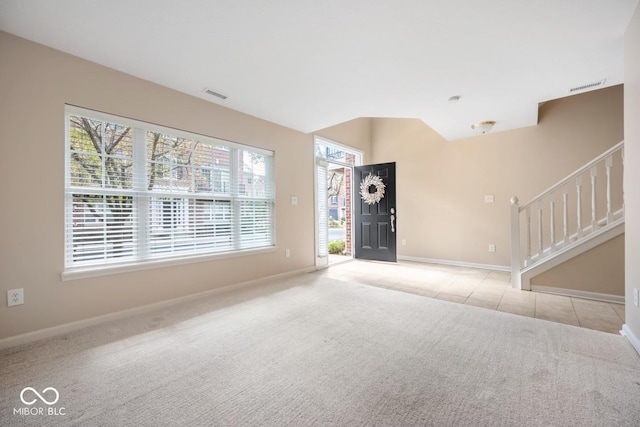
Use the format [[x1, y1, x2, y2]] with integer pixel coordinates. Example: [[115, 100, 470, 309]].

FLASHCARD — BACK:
[[63, 105, 277, 281]]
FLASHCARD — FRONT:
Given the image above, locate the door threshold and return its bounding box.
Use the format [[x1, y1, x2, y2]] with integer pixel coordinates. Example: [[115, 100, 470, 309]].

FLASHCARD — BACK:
[[353, 259, 399, 265]]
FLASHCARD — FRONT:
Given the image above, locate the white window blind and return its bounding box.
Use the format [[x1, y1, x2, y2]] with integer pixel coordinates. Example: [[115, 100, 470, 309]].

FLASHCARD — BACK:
[[65, 106, 275, 270]]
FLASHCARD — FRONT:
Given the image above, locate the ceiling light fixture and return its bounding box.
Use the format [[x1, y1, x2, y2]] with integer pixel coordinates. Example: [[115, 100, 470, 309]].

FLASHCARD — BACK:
[[471, 120, 496, 134]]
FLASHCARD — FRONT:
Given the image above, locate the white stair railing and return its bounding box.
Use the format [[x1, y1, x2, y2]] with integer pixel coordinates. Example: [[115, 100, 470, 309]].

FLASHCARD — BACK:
[[510, 141, 625, 289]]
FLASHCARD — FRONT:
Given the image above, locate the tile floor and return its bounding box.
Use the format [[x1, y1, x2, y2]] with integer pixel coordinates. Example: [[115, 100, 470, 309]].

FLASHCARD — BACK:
[[315, 259, 625, 335]]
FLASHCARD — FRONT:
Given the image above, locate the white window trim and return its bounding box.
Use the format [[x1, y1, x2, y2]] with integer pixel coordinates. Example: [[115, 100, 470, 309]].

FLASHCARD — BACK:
[[61, 246, 279, 281], [314, 135, 364, 167], [64, 105, 276, 279], [313, 135, 362, 268]]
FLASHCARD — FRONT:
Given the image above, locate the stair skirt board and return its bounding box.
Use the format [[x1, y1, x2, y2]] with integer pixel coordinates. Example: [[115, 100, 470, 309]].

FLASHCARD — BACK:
[[530, 285, 624, 304], [517, 221, 625, 291]]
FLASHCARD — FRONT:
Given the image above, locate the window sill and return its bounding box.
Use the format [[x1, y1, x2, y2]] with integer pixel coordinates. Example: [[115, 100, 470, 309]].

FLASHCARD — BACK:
[[61, 246, 279, 282]]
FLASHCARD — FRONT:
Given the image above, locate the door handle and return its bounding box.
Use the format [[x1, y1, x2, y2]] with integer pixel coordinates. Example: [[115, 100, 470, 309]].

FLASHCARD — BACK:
[[390, 208, 396, 233]]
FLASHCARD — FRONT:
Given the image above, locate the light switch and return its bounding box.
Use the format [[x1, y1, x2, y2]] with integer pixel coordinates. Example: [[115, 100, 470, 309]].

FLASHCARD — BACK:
[[291, 196, 298, 205]]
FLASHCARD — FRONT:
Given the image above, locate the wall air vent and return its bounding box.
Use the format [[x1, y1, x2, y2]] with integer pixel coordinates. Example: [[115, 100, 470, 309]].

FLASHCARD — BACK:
[[202, 88, 228, 100], [568, 79, 606, 94]]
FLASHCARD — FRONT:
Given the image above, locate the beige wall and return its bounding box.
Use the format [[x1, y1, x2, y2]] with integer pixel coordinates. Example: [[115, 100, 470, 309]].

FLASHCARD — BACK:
[[624, 4, 640, 344], [0, 32, 317, 340], [531, 235, 624, 296], [370, 86, 624, 268]]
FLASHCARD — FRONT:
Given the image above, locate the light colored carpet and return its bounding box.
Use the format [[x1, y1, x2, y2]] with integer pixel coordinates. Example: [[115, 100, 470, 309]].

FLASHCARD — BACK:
[[1, 271, 640, 426]]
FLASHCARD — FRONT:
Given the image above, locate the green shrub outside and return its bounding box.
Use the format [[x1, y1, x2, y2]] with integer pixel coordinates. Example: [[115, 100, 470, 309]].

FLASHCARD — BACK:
[[328, 240, 345, 255]]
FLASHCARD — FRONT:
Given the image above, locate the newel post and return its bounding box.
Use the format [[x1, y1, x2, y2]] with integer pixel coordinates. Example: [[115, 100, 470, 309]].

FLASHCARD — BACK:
[[510, 196, 522, 289]]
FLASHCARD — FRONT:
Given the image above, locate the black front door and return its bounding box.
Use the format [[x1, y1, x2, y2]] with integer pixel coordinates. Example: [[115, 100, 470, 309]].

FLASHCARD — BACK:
[[354, 162, 396, 262]]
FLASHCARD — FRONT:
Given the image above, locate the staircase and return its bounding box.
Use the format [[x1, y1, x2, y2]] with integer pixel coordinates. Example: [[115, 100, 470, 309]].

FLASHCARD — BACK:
[[510, 141, 625, 290]]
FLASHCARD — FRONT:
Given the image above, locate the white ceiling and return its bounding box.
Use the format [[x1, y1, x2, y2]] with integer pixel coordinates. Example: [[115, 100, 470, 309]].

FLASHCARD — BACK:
[[1, 0, 637, 140]]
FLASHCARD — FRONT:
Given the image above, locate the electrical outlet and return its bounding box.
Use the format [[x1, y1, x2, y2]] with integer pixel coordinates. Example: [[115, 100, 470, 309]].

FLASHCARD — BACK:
[[634, 288, 639, 308], [484, 195, 495, 203], [285, 249, 291, 258], [488, 244, 496, 253], [7, 288, 24, 307], [401, 239, 407, 246]]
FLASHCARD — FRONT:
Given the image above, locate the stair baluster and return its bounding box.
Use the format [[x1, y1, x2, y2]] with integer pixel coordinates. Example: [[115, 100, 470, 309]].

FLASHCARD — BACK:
[[510, 141, 624, 289], [606, 156, 613, 224], [590, 166, 598, 232], [576, 176, 583, 239], [526, 206, 532, 266], [562, 188, 569, 245], [537, 200, 543, 258], [550, 197, 556, 252]]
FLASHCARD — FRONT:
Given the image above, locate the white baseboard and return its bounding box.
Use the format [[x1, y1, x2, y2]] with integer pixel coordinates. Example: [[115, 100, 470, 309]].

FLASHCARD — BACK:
[[621, 324, 640, 356], [530, 285, 625, 304], [0, 266, 315, 351], [398, 255, 510, 272]]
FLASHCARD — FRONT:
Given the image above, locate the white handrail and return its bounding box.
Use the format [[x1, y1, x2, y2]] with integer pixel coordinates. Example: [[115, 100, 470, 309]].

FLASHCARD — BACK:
[[519, 141, 624, 212], [510, 141, 624, 289]]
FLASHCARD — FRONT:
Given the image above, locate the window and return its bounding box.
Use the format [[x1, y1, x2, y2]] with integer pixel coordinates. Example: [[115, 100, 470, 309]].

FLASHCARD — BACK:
[[65, 106, 275, 272]]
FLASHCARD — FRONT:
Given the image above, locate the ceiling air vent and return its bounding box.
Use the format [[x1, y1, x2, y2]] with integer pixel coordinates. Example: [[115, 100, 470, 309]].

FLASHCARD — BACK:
[[568, 79, 606, 94], [202, 88, 228, 100]]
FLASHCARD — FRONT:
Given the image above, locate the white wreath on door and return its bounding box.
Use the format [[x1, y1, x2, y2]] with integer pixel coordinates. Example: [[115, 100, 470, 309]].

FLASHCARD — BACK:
[[360, 173, 386, 205]]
